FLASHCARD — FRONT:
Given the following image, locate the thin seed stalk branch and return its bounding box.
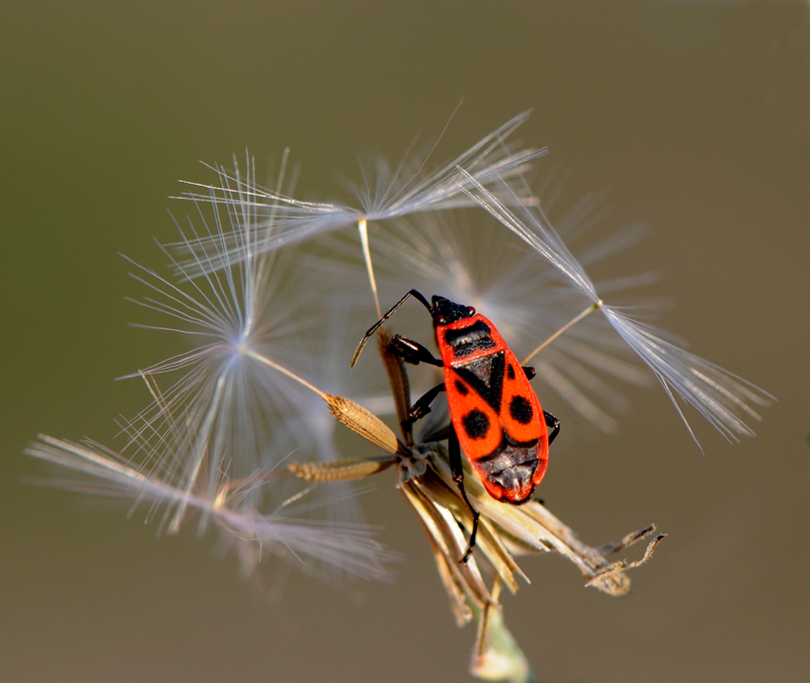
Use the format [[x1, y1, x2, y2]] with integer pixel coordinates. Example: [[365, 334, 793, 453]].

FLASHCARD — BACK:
[[357, 218, 382, 318], [243, 348, 328, 399], [521, 300, 602, 365], [243, 348, 400, 454]]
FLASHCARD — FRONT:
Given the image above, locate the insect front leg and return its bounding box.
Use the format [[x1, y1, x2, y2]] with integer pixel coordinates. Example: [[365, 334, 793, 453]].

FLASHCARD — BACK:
[[449, 428, 480, 564], [389, 335, 443, 367]]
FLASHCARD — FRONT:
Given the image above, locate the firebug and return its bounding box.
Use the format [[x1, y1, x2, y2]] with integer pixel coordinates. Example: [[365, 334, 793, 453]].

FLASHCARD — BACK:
[[351, 290, 559, 562]]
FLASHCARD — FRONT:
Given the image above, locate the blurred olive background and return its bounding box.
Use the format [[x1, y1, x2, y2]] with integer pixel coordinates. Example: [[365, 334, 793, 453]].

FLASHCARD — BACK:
[[2, 2, 808, 682]]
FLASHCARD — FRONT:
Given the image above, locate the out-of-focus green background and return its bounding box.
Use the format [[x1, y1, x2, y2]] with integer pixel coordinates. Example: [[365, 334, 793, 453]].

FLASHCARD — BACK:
[[2, 3, 808, 681]]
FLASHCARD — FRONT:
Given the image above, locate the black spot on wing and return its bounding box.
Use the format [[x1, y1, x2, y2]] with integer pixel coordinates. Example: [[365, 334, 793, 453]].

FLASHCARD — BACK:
[[509, 395, 534, 424], [462, 409, 490, 440], [454, 379, 469, 395]]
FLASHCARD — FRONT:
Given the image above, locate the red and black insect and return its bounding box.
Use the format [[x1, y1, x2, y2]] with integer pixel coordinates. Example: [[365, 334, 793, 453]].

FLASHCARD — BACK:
[[351, 290, 559, 562]]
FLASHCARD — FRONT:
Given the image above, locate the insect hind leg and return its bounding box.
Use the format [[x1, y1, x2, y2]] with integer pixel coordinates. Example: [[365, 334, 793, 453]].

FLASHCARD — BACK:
[[544, 411, 560, 444], [449, 428, 480, 564], [521, 366, 561, 445]]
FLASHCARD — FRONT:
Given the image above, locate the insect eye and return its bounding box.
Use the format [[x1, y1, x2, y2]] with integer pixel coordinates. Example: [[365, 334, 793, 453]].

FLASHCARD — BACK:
[[435, 314, 446, 325], [467, 306, 476, 316]]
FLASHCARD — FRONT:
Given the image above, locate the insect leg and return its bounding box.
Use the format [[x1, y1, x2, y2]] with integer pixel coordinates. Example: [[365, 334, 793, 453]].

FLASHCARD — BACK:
[[402, 382, 446, 433], [522, 366, 560, 443], [544, 410, 560, 444], [449, 428, 480, 564], [390, 334, 443, 367]]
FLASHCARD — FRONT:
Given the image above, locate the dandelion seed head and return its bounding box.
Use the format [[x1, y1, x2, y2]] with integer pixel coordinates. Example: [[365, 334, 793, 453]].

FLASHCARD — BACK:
[[170, 113, 545, 277], [460, 170, 773, 443], [26, 432, 395, 583], [122, 180, 390, 533]]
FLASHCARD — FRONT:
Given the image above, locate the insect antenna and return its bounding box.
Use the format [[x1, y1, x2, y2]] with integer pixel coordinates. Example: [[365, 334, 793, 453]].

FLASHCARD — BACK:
[[350, 289, 432, 367]]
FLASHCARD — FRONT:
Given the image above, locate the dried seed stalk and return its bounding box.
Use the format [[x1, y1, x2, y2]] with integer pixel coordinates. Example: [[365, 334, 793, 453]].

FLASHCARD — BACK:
[[324, 393, 400, 454], [289, 457, 396, 483]]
